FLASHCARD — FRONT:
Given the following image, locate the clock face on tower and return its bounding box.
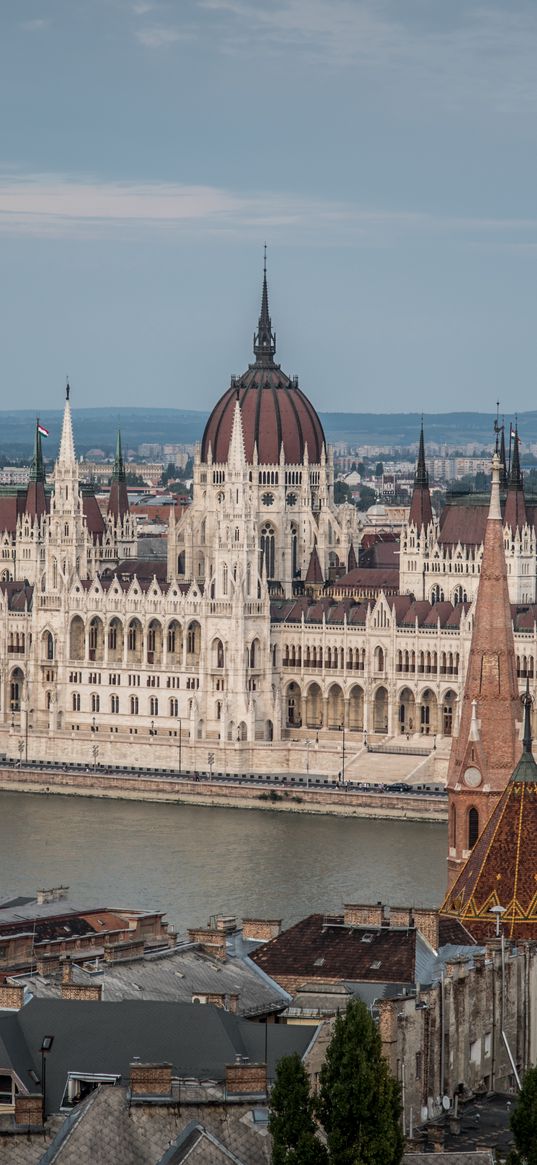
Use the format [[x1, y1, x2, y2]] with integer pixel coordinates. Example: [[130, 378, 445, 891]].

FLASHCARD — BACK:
[[463, 766, 482, 788]]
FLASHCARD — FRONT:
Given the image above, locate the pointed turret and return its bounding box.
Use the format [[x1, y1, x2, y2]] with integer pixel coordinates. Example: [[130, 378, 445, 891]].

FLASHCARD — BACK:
[[446, 451, 522, 889], [253, 246, 276, 366], [108, 430, 129, 519], [499, 420, 508, 487], [24, 419, 47, 517], [504, 424, 527, 531], [58, 381, 76, 466], [228, 398, 246, 471], [408, 420, 433, 529], [305, 543, 324, 586], [441, 682, 537, 940], [347, 542, 358, 572]]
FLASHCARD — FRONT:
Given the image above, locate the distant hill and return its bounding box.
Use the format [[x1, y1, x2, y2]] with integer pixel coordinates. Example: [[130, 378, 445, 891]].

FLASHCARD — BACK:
[[0, 407, 532, 458]]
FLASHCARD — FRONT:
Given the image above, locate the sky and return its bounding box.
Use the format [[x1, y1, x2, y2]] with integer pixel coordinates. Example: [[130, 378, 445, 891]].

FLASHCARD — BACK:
[[1, 0, 537, 416]]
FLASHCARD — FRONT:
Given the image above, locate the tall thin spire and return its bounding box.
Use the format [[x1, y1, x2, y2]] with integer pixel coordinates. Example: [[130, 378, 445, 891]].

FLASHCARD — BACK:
[[58, 381, 76, 465], [510, 422, 522, 487], [108, 429, 129, 518], [504, 423, 527, 530], [446, 448, 522, 889], [522, 677, 532, 754], [415, 417, 428, 488], [253, 246, 276, 365], [408, 418, 433, 528], [29, 419, 45, 484]]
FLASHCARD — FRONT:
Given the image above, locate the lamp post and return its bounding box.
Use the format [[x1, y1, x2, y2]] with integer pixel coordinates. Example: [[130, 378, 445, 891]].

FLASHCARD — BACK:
[[25, 707, 34, 763], [305, 739, 311, 785], [39, 1035, 54, 1119], [177, 718, 182, 775], [17, 738, 24, 767], [340, 723, 346, 787], [92, 743, 99, 771]]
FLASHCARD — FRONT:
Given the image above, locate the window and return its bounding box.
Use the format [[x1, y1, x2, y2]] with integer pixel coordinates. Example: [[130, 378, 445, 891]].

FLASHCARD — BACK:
[[150, 697, 159, 716], [0, 1074, 14, 1106], [128, 624, 137, 651], [468, 807, 479, 849], [72, 693, 80, 712], [169, 697, 178, 717], [91, 693, 100, 714], [110, 694, 119, 714], [260, 523, 275, 578], [130, 696, 139, 715]]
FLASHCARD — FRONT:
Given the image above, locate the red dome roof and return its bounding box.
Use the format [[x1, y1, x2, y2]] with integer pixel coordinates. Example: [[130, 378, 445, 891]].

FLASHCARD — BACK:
[[201, 264, 326, 466]]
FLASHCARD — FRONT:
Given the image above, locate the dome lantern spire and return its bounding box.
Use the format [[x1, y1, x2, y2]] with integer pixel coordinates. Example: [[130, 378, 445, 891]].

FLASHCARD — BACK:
[[253, 245, 276, 365]]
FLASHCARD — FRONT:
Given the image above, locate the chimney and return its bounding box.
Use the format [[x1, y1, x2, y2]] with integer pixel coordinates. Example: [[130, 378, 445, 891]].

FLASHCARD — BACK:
[[61, 982, 102, 1002], [0, 983, 24, 1011], [226, 1060, 267, 1096], [242, 919, 282, 942], [129, 1062, 172, 1098], [15, 1094, 44, 1127], [61, 958, 73, 984]]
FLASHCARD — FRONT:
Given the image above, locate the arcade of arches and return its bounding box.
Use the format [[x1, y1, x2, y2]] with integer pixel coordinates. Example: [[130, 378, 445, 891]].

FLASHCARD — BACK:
[[285, 680, 458, 737]]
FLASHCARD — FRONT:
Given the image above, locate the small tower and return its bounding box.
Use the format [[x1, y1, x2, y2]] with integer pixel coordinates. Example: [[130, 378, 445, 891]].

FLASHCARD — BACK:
[[441, 682, 537, 941], [46, 383, 90, 587], [446, 451, 522, 889], [105, 430, 136, 563], [399, 419, 435, 599], [408, 419, 433, 530]]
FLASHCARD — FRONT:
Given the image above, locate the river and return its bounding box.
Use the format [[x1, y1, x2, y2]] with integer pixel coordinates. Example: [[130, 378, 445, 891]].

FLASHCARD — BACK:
[[0, 792, 447, 931]]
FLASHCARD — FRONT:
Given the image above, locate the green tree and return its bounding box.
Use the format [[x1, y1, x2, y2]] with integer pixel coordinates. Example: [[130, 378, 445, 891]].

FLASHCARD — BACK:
[[317, 999, 403, 1165], [334, 480, 352, 505], [510, 1065, 537, 1164], [375, 461, 384, 477], [357, 485, 376, 511], [269, 1053, 328, 1165]]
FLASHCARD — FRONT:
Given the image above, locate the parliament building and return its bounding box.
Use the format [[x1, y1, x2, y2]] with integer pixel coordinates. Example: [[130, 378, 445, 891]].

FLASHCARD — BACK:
[[1, 267, 537, 771]]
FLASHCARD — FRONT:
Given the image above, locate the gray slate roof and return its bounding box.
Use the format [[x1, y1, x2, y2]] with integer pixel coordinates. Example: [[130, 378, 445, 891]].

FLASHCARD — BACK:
[[0, 997, 316, 1115], [17, 945, 289, 1016]]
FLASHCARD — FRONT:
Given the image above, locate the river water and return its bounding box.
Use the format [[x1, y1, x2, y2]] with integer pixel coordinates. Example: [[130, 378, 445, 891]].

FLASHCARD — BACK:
[[0, 793, 447, 931]]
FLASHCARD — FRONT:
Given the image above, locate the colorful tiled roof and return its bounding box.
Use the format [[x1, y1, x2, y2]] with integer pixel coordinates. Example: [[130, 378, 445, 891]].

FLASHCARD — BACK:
[[441, 687, 537, 941]]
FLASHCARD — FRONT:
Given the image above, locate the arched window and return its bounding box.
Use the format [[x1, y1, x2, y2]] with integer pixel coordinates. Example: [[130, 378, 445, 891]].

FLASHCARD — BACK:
[[150, 696, 159, 716], [72, 692, 80, 712], [468, 807, 479, 849], [431, 584, 444, 605], [130, 695, 139, 715], [108, 624, 117, 651], [44, 631, 54, 661], [260, 523, 275, 579], [91, 693, 100, 714], [291, 525, 298, 577], [222, 563, 228, 595], [167, 626, 176, 654], [169, 697, 178, 717], [128, 623, 137, 651]]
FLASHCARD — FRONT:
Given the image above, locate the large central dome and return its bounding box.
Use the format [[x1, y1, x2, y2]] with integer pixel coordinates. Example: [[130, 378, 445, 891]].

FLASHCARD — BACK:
[[201, 264, 326, 466]]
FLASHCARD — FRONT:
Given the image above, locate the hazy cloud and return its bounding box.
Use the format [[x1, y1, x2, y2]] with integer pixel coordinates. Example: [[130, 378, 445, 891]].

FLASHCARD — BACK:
[[2, 171, 537, 246]]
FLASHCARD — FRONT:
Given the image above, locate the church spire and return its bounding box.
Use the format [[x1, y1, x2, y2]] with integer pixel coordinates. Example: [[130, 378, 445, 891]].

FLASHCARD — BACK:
[[108, 430, 129, 519], [253, 246, 276, 365], [58, 381, 76, 466], [408, 418, 433, 528], [446, 449, 522, 889], [29, 419, 45, 484], [504, 422, 527, 531]]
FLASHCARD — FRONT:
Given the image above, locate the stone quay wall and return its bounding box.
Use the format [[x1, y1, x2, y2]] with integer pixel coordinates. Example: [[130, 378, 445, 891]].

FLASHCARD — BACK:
[[0, 765, 447, 823]]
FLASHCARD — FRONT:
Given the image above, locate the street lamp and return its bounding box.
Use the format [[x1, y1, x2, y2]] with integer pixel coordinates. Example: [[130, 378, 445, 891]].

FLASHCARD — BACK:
[[305, 738, 312, 782], [40, 1035, 54, 1119], [177, 718, 182, 775], [91, 716, 96, 733], [25, 707, 34, 763], [17, 739, 24, 767], [92, 743, 99, 771], [490, 903, 506, 938], [339, 723, 346, 787]]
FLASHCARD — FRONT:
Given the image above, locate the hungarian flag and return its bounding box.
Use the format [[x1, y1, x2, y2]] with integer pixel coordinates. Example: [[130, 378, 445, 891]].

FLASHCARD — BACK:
[[37, 422, 49, 438]]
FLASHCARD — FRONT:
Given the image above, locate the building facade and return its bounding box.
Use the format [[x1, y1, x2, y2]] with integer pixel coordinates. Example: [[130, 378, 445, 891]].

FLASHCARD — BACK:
[[1, 272, 537, 773]]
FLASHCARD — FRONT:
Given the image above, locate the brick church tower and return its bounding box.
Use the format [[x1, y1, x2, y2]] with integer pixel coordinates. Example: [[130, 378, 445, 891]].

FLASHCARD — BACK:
[[446, 451, 522, 889]]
